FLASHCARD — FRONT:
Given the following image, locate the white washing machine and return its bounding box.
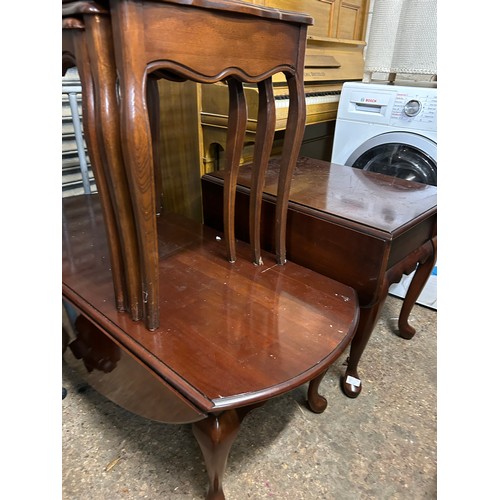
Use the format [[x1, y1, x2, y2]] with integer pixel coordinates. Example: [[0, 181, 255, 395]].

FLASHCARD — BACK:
[[331, 81, 437, 308], [331, 81, 437, 186]]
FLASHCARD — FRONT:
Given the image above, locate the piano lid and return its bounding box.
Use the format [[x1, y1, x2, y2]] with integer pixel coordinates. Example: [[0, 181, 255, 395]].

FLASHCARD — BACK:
[[271, 38, 366, 85], [305, 54, 341, 69]]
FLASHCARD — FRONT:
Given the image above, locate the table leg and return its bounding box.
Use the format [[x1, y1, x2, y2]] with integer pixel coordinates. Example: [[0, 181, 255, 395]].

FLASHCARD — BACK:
[[398, 237, 437, 339], [223, 78, 247, 263], [86, 13, 143, 321], [249, 77, 275, 266], [192, 404, 263, 500], [342, 237, 437, 397], [111, 0, 159, 330], [307, 369, 329, 413], [63, 25, 128, 313], [275, 69, 307, 265], [341, 295, 388, 398]]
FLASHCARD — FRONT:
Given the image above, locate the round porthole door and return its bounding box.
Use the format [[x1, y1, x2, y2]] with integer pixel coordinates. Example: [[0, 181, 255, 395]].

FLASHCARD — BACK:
[[346, 132, 437, 186]]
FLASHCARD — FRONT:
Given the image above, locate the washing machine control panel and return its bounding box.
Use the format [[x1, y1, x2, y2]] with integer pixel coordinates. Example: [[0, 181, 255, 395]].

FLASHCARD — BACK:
[[391, 91, 437, 130], [339, 83, 437, 133]]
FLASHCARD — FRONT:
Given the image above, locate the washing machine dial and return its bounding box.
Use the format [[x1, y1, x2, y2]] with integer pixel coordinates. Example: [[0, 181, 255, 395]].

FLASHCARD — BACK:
[[404, 99, 422, 117]]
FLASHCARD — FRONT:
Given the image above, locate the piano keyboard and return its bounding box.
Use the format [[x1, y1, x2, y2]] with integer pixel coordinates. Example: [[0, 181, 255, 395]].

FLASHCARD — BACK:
[[274, 90, 341, 109]]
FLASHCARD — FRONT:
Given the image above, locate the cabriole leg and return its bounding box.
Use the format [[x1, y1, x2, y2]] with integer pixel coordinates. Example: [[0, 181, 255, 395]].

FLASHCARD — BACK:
[[192, 405, 261, 500], [342, 297, 387, 398], [398, 237, 436, 339], [307, 369, 328, 413]]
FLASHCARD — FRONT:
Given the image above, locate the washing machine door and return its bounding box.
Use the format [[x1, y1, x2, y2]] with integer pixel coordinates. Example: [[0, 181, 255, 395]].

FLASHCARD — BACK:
[[346, 132, 437, 186]]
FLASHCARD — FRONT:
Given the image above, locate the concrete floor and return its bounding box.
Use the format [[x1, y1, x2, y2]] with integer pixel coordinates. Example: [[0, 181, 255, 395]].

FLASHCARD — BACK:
[[62, 295, 436, 499]]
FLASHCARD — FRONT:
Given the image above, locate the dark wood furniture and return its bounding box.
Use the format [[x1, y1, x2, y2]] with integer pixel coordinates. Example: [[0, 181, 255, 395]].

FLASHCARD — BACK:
[[62, 1, 362, 498], [107, 0, 316, 330], [63, 193, 359, 499], [145, 0, 370, 223], [63, 0, 316, 331], [62, 1, 143, 320], [201, 157, 437, 398]]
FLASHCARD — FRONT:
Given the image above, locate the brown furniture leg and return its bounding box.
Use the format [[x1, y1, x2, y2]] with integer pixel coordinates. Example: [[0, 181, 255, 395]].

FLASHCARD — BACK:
[[307, 369, 329, 413], [398, 236, 437, 339], [223, 78, 247, 263], [63, 19, 127, 312], [342, 238, 436, 398], [249, 77, 276, 265], [342, 293, 388, 398], [110, 0, 160, 329], [85, 12, 143, 320], [275, 70, 307, 265], [192, 404, 263, 500]]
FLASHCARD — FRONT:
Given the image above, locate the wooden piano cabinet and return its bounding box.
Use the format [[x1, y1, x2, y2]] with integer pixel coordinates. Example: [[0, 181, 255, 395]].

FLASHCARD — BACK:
[[201, 157, 437, 398], [252, 0, 369, 41]]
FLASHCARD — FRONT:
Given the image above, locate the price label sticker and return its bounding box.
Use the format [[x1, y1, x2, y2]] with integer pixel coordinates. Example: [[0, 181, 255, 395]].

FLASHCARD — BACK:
[[346, 375, 361, 387]]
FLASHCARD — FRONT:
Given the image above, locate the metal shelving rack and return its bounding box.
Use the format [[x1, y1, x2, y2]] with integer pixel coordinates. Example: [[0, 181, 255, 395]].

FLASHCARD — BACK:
[[62, 68, 96, 197]]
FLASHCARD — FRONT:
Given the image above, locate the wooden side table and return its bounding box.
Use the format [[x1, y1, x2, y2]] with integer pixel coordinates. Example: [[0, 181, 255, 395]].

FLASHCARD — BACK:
[[201, 156, 437, 397], [108, 0, 314, 330], [62, 1, 143, 320]]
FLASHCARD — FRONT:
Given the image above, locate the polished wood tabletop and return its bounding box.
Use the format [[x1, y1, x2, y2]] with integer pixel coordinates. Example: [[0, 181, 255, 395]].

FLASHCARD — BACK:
[[203, 157, 437, 301], [205, 156, 436, 234], [202, 156, 437, 397], [63, 194, 358, 415]]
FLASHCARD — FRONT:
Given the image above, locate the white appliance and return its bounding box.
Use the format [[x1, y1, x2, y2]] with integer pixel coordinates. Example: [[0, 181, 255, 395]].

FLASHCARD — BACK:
[[331, 81, 437, 308]]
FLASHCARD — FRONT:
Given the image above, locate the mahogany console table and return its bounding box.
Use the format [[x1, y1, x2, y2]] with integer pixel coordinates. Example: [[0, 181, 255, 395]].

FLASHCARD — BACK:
[[202, 157, 437, 398]]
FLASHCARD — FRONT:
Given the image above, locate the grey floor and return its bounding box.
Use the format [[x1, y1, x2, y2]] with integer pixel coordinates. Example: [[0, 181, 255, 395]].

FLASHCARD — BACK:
[[62, 295, 436, 500]]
